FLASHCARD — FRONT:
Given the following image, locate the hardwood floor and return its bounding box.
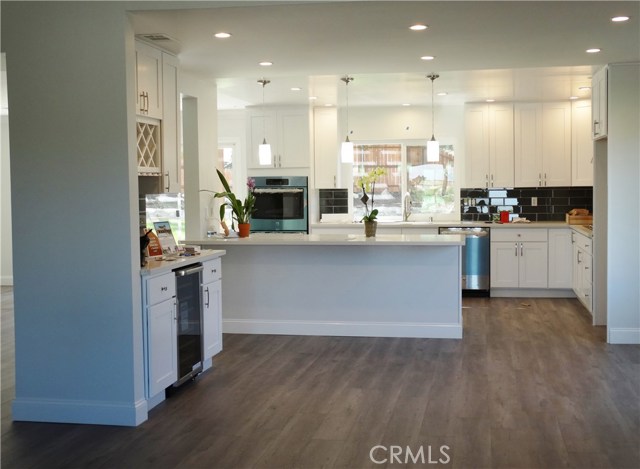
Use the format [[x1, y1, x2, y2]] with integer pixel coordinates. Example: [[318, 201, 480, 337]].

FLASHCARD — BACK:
[[2, 287, 639, 468]]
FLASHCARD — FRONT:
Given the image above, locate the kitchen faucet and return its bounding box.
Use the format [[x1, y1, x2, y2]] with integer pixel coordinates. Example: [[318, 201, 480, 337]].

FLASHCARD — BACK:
[[403, 192, 412, 221]]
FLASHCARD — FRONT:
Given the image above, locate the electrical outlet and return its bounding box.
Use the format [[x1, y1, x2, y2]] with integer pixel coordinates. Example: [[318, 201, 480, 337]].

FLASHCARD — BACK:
[[531, 197, 537, 206]]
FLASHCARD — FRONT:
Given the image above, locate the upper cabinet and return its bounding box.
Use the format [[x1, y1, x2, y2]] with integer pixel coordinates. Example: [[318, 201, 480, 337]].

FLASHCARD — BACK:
[[135, 41, 163, 119], [313, 107, 339, 188], [465, 103, 514, 188], [247, 107, 310, 169], [161, 52, 180, 193], [571, 100, 593, 186], [591, 66, 607, 140], [514, 102, 571, 187]]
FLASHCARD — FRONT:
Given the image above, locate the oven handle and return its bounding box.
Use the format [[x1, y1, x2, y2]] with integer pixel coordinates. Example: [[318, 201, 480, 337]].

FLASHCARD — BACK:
[[254, 188, 304, 193]]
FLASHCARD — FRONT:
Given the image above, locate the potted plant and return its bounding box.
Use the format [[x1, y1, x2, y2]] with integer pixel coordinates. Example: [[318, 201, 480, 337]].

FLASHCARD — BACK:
[[356, 167, 386, 237], [215, 169, 257, 237]]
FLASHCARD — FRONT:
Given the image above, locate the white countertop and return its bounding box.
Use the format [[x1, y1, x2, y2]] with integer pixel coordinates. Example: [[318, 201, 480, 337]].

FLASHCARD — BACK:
[[140, 249, 226, 276], [571, 225, 593, 238], [312, 220, 570, 229], [184, 233, 465, 246]]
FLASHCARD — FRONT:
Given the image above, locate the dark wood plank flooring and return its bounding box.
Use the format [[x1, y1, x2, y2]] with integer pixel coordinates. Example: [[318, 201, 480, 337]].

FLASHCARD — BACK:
[[2, 287, 639, 468]]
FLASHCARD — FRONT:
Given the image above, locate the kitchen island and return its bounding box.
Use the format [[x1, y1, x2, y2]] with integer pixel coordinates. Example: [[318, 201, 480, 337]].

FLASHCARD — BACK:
[[184, 233, 465, 339]]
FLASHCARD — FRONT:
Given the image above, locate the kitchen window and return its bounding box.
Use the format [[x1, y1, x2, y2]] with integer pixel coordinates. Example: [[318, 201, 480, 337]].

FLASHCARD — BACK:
[[352, 142, 456, 222]]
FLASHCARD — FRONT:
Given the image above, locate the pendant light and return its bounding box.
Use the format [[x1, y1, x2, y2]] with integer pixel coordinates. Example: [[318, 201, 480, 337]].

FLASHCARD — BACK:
[[426, 73, 440, 162], [257, 78, 272, 166], [340, 76, 354, 163]]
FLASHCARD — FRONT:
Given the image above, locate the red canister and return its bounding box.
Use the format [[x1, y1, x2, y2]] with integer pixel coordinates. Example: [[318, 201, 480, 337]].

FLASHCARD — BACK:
[[500, 211, 510, 223]]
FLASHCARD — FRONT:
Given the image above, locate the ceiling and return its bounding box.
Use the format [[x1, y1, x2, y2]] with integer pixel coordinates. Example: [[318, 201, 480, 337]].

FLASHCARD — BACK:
[[128, 1, 640, 109]]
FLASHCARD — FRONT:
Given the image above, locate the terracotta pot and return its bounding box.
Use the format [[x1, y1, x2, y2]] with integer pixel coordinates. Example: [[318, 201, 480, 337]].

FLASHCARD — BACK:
[[237, 223, 251, 238], [364, 220, 377, 237]]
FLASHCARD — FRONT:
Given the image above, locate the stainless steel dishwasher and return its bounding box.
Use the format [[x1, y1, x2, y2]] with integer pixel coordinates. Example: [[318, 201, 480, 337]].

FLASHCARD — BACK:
[[438, 226, 490, 296]]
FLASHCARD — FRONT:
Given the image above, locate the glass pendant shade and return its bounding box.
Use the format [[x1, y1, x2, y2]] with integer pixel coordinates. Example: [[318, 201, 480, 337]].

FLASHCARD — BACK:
[[341, 137, 354, 163], [427, 136, 439, 162], [258, 138, 272, 165]]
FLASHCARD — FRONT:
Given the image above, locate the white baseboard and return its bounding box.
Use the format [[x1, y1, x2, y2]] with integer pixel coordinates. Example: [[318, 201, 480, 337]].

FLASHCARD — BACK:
[[608, 328, 640, 344], [12, 397, 148, 426], [1, 275, 13, 286], [490, 288, 575, 298], [223, 319, 463, 339]]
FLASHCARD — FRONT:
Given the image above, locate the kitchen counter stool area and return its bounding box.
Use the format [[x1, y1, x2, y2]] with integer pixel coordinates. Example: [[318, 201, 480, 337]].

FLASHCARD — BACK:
[[186, 234, 465, 339]]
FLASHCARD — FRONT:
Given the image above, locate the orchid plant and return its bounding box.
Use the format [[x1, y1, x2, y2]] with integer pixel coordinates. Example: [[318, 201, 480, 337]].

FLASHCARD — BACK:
[[215, 169, 257, 230], [356, 167, 387, 222]]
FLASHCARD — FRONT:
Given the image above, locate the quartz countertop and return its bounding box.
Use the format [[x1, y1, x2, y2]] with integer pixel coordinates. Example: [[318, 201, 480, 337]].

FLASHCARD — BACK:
[[571, 225, 593, 238], [140, 249, 226, 276], [311, 220, 570, 229], [183, 233, 465, 246]]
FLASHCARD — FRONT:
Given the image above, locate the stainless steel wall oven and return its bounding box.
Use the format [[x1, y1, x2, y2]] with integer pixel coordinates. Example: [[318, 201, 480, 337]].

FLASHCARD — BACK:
[[250, 176, 308, 233]]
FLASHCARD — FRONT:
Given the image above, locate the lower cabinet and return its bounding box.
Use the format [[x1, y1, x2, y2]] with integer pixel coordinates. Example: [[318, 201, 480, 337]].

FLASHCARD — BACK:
[[143, 271, 178, 398], [572, 231, 593, 313], [142, 257, 223, 402], [202, 258, 223, 361], [548, 228, 573, 289], [490, 229, 548, 288]]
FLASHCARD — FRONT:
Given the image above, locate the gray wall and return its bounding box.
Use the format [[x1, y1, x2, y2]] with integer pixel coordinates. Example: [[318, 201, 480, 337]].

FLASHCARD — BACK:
[[2, 2, 145, 424]]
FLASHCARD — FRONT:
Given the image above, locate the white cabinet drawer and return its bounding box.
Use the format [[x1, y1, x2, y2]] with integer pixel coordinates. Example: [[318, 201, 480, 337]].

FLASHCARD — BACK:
[[146, 272, 176, 306], [202, 258, 222, 284], [491, 228, 548, 243], [574, 232, 592, 254]]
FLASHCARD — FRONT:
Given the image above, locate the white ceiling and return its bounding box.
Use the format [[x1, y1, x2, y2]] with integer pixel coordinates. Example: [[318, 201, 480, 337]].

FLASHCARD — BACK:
[[129, 1, 640, 109]]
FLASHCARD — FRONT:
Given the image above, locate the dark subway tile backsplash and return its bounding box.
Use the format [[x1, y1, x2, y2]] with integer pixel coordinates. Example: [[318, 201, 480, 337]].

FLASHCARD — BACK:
[[460, 186, 592, 222], [319, 188, 349, 215]]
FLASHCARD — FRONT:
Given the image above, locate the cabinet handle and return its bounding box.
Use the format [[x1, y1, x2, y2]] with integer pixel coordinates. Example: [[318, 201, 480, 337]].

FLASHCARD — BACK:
[[593, 120, 599, 136], [205, 287, 210, 308], [165, 172, 170, 192], [146, 92, 150, 113], [571, 233, 575, 244], [490, 174, 494, 187], [538, 173, 542, 187], [161, 286, 167, 292], [544, 173, 547, 186], [485, 174, 489, 189], [577, 251, 582, 264], [515, 242, 518, 257], [520, 242, 523, 257]]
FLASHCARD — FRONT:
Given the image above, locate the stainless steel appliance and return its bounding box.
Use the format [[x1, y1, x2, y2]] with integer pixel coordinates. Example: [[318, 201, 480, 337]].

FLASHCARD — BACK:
[[173, 263, 204, 387], [250, 176, 308, 233], [439, 226, 490, 296]]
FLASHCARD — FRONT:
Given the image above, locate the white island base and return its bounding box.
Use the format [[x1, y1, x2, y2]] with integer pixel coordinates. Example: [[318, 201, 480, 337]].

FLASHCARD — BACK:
[[187, 234, 464, 339]]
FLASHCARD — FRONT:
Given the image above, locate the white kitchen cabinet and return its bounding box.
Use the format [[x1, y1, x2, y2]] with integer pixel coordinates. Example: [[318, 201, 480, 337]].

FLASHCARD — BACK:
[[161, 52, 180, 193], [135, 41, 163, 119], [465, 103, 514, 188], [572, 230, 593, 313], [514, 102, 572, 187], [143, 271, 177, 398], [548, 228, 573, 289], [313, 107, 339, 188], [591, 66, 607, 140], [571, 100, 593, 186], [248, 107, 310, 169], [202, 259, 223, 362], [490, 229, 548, 288]]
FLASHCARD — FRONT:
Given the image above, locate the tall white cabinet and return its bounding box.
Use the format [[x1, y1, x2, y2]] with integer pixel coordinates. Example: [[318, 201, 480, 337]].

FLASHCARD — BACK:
[[571, 100, 593, 186], [465, 103, 514, 188]]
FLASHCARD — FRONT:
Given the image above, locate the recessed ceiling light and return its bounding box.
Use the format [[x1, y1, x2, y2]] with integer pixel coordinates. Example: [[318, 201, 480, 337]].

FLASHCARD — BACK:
[[324, 103, 333, 107], [259, 61, 273, 67], [611, 16, 630, 22], [214, 32, 231, 39], [420, 55, 435, 61], [569, 96, 579, 100], [410, 24, 428, 31], [586, 48, 601, 53], [291, 87, 302, 92], [579, 86, 592, 91], [437, 92, 448, 96], [402, 103, 411, 107], [309, 96, 318, 101], [486, 99, 495, 103]]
